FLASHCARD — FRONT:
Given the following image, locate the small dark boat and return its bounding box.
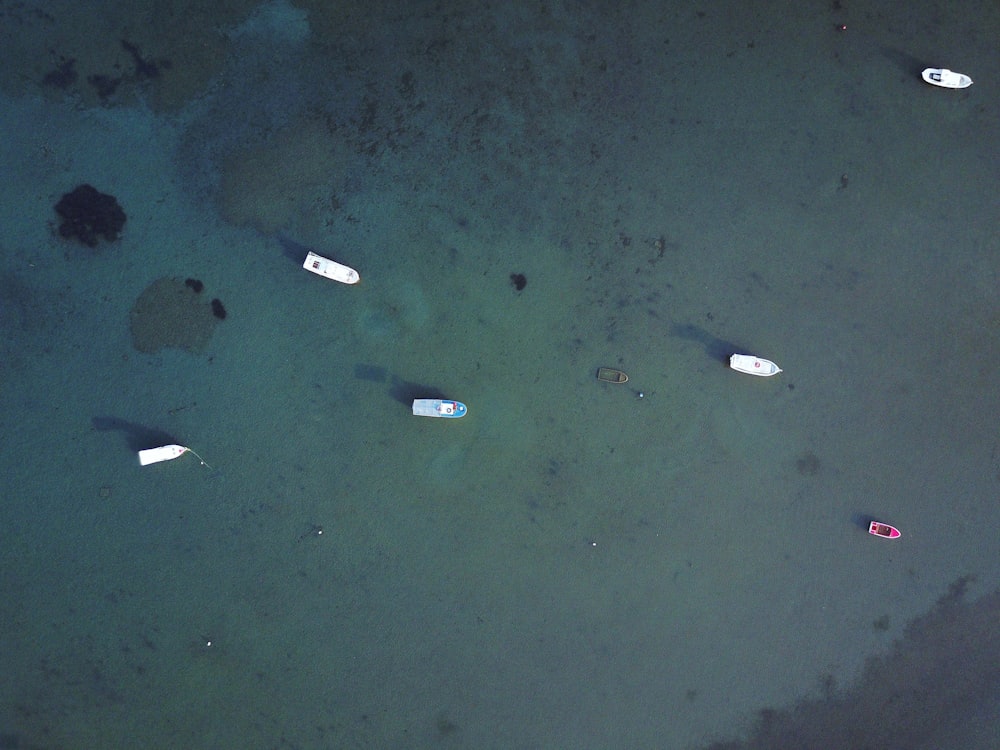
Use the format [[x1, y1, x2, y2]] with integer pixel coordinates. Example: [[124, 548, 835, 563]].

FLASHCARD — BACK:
[[869, 521, 901, 539], [596, 367, 628, 384]]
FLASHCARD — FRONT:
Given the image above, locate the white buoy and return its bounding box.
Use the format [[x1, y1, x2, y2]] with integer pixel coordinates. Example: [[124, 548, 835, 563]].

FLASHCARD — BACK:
[[138, 444, 210, 467]]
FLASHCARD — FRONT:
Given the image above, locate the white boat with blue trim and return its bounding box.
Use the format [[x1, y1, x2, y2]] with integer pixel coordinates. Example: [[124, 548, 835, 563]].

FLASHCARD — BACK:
[[412, 399, 467, 418]]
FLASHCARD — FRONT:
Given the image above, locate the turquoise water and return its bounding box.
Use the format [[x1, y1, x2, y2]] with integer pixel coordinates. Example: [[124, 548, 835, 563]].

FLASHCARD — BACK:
[[1, 2, 998, 748]]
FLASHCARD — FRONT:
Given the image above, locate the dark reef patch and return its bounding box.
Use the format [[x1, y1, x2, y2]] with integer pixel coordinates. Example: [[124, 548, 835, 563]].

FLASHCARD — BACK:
[[121, 39, 170, 80], [697, 576, 1000, 750], [795, 452, 821, 476], [43, 57, 78, 89], [130, 277, 220, 354], [87, 73, 122, 100], [54, 184, 126, 247]]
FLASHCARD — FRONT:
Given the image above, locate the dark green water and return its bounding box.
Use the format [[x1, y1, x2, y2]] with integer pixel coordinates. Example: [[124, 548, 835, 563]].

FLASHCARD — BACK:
[[1, 2, 997, 748]]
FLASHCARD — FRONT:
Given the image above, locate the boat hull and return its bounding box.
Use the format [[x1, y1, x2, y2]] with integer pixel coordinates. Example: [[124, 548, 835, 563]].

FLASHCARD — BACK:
[[869, 521, 901, 539], [138, 444, 189, 466], [921, 68, 972, 89], [729, 353, 782, 376], [303, 251, 360, 284], [596, 367, 628, 383], [412, 399, 467, 418]]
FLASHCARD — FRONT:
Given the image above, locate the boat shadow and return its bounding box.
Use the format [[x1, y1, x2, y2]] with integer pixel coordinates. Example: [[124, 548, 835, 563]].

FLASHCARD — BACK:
[[274, 233, 311, 265], [91, 416, 180, 453], [353, 363, 448, 407], [669, 323, 748, 365], [850, 513, 877, 531], [877, 45, 929, 80]]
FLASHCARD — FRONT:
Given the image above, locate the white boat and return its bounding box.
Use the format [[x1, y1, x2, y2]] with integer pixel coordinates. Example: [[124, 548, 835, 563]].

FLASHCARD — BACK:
[[921, 68, 972, 89], [730, 353, 782, 377], [138, 444, 211, 467], [412, 399, 467, 418], [139, 444, 191, 465], [302, 251, 360, 284]]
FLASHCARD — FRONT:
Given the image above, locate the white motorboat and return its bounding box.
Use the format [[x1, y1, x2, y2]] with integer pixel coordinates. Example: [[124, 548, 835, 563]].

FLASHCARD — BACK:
[[730, 353, 782, 377], [139, 444, 189, 465], [921, 68, 972, 89], [138, 444, 211, 467], [303, 251, 360, 284], [412, 399, 467, 418]]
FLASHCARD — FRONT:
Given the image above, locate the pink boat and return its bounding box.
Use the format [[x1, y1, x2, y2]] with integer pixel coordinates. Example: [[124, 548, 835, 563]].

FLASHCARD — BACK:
[[869, 521, 901, 539]]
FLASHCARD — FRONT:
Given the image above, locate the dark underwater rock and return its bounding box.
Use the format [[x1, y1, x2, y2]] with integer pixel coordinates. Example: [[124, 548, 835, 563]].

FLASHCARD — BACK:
[[129, 277, 220, 354], [43, 57, 78, 89], [54, 184, 126, 247]]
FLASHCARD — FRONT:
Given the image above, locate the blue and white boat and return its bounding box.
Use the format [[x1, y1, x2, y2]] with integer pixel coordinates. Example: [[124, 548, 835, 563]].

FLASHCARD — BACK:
[[412, 399, 467, 418]]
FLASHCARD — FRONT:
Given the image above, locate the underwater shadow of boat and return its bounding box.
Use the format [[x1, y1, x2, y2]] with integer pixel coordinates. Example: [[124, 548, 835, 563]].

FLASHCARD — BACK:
[[353, 363, 388, 382], [354, 363, 448, 407], [92, 416, 180, 453], [850, 513, 879, 531], [275, 233, 312, 265], [670, 323, 747, 365], [389, 376, 447, 406], [877, 45, 928, 79]]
